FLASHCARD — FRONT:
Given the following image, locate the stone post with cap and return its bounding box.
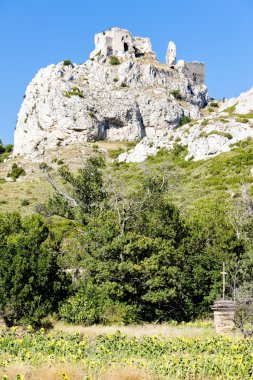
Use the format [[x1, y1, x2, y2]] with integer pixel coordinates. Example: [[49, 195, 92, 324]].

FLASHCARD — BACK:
[[211, 262, 235, 334]]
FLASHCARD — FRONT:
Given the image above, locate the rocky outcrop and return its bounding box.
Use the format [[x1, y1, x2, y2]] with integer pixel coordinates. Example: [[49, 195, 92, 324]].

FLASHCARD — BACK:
[[119, 89, 253, 162], [219, 87, 253, 114], [14, 28, 208, 157]]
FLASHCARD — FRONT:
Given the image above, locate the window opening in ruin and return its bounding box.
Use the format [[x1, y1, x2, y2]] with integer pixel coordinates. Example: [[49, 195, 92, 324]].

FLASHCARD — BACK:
[[134, 46, 144, 58], [124, 43, 129, 52]]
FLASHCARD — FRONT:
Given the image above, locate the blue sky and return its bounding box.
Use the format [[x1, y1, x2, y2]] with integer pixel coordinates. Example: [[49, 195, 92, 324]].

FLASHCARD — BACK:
[[0, 0, 252, 144]]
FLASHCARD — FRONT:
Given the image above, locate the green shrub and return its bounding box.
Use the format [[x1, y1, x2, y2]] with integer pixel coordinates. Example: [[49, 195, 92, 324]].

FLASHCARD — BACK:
[[63, 60, 72, 66], [4, 144, 13, 153], [208, 107, 214, 112], [179, 115, 191, 127], [39, 162, 48, 170], [88, 111, 96, 118], [223, 104, 237, 115], [108, 148, 125, 159], [209, 101, 218, 107], [207, 130, 233, 140], [109, 56, 121, 65], [21, 199, 30, 206], [59, 284, 139, 325], [0, 142, 13, 162], [63, 87, 84, 98], [92, 143, 99, 151], [236, 117, 249, 124], [113, 77, 119, 82], [201, 120, 209, 126], [7, 163, 26, 181], [170, 89, 182, 100], [120, 82, 128, 88], [172, 142, 186, 156], [57, 159, 64, 165], [0, 213, 71, 328]]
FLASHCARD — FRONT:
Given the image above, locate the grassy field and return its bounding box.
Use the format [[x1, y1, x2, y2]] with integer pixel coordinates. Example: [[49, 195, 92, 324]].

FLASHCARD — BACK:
[[0, 322, 249, 380]]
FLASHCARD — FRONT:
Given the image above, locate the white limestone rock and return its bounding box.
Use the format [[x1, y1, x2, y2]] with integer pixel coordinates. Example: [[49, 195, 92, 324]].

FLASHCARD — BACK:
[[14, 28, 208, 157], [166, 41, 176, 66], [220, 86, 253, 114], [119, 112, 253, 163]]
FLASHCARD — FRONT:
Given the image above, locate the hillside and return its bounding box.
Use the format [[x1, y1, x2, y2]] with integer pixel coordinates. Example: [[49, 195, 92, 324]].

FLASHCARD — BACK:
[[1, 137, 253, 217]]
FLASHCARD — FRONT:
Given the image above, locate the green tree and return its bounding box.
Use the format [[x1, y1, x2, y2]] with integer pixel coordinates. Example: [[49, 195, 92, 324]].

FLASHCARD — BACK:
[[37, 156, 106, 223], [0, 213, 71, 327]]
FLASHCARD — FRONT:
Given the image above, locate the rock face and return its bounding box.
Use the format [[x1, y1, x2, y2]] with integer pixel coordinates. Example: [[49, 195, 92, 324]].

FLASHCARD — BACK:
[[219, 86, 253, 114], [119, 88, 253, 163], [14, 27, 208, 157]]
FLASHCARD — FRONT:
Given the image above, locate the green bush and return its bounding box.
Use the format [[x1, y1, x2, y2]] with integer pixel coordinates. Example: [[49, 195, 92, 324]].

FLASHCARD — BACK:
[[179, 115, 191, 126], [59, 284, 139, 325], [63, 87, 84, 98], [120, 82, 128, 88], [108, 148, 125, 159], [109, 56, 121, 65], [88, 111, 96, 118], [0, 213, 71, 327], [0, 142, 13, 162], [7, 163, 26, 181], [209, 101, 218, 107], [170, 89, 182, 100], [21, 199, 30, 207], [63, 60, 72, 66]]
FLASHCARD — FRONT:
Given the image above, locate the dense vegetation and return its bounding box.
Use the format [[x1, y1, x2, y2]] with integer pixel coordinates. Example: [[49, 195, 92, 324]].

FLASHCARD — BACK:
[[1, 137, 253, 328], [0, 140, 13, 163]]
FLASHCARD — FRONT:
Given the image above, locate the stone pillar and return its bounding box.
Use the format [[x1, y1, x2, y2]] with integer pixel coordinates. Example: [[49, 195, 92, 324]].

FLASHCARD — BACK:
[[211, 300, 235, 334], [166, 41, 176, 66]]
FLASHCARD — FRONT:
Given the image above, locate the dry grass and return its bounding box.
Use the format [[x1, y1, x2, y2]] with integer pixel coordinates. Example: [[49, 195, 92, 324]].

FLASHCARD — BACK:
[[53, 321, 215, 339], [101, 367, 157, 380], [0, 363, 157, 380]]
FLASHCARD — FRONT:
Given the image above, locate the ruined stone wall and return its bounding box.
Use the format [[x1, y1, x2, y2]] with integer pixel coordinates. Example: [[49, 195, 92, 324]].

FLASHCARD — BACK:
[[175, 60, 205, 85], [90, 28, 154, 59]]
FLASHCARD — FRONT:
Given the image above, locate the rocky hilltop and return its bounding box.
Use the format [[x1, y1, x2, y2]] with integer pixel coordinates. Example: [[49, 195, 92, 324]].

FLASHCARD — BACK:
[[14, 27, 208, 157], [14, 27, 253, 162]]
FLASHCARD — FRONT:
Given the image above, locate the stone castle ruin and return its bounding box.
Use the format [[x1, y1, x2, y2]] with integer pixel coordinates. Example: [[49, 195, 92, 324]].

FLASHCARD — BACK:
[[90, 27, 205, 85], [90, 27, 155, 59]]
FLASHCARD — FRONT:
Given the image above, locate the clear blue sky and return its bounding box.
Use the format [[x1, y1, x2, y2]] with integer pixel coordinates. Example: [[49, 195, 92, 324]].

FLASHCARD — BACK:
[[0, 0, 252, 144]]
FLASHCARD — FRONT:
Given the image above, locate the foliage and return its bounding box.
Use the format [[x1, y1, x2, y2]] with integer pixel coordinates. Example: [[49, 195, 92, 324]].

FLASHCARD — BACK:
[[63, 87, 84, 98], [0, 213, 71, 327], [179, 115, 191, 126], [223, 103, 237, 115], [170, 89, 182, 99], [108, 148, 125, 159], [7, 163, 26, 181], [209, 101, 218, 107], [200, 130, 233, 140], [63, 60, 73, 66], [109, 56, 121, 65], [0, 140, 13, 163], [36, 156, 106, 223]]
